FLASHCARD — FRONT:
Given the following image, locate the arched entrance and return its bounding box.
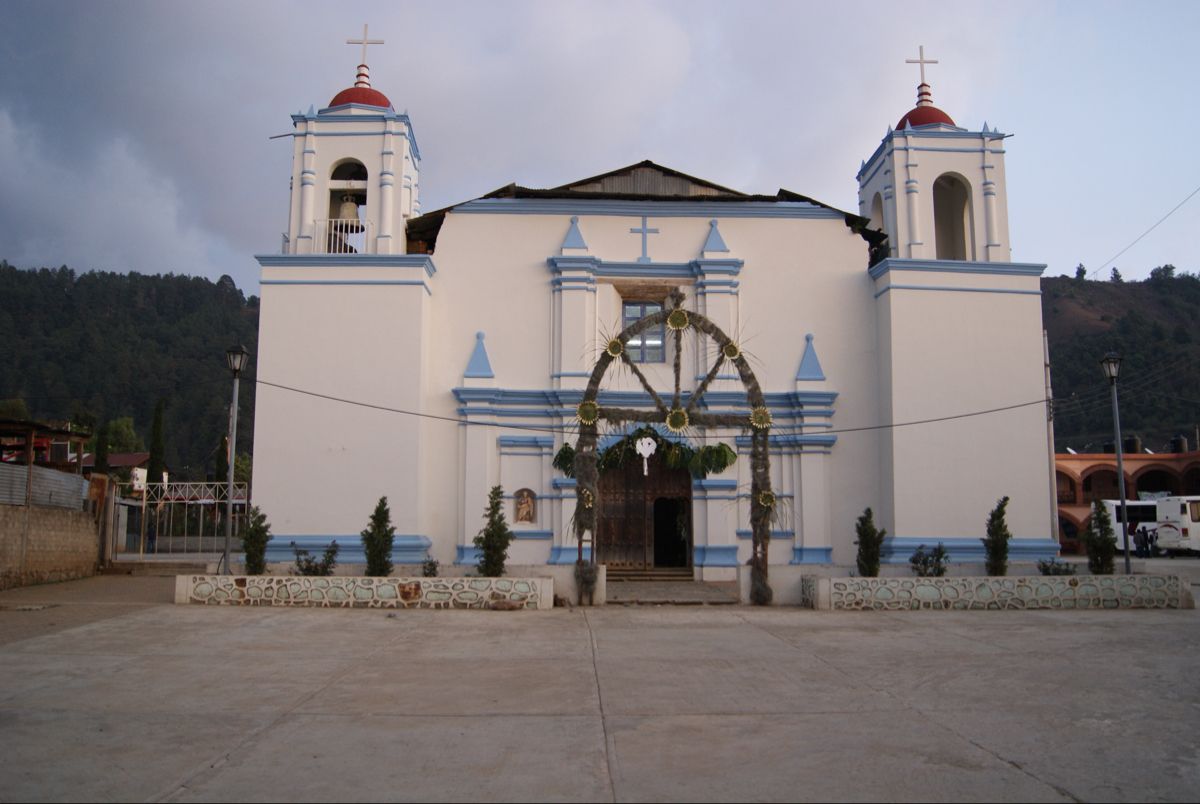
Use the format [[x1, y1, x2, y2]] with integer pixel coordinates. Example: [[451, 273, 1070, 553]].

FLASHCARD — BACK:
[[572, 289, 776, 604], [597, 449, 692, 574]]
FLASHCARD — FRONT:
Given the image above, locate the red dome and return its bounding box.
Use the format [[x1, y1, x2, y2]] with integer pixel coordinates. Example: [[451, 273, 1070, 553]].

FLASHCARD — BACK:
[[329, 86, 392, 109], [896, 105, 955, 129]]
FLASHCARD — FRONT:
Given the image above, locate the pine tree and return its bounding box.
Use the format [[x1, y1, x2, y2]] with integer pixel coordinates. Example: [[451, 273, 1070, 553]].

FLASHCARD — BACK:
[[854, 507, 887, 577], [360, 496, 396, 577], [147, 399, 166, 483], [981, 496, 1012, 576], [1110, 267, 1123, 283], [1083, 500, 1117, 574], [474, 486, 513, 577], [94, 421, 110, 475], [241, 506, 272, 575]]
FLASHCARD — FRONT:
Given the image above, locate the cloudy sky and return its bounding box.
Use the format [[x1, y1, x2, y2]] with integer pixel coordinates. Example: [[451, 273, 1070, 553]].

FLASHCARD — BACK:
[[2, 0, 1197, 293]]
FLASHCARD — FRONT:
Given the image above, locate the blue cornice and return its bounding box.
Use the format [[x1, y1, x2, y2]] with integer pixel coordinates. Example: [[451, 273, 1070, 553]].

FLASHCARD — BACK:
[[856, 127, 1008, 182], [292, 110, 421, 161], [452, 386, 838, 412], [456, 198, 841, 219], [256, 254, 437, 277], [868, 258, 1045, 281], [547, 255, 743, 279], [497, 436, 554, 448]]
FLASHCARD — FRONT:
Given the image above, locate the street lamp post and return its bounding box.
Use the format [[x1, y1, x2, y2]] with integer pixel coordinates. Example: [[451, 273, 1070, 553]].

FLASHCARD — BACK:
[[224, 345, 249, 575], [1101, 352, 1132, 575]]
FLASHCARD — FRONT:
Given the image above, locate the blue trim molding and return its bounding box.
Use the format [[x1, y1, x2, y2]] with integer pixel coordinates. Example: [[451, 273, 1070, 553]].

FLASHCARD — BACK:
[[256, 254, 437, 277], [868, 258, 1045, 281], [549, 546, 592, 564], [875, 284, 1041, 299], [880, 536, 1060, 564], [458, 198, 842, 219], [694, 545, 739, 567], [456, 545, 482, 565], [791, 546, 833, 564], [736, 529, 795, 540], [513, 530, 553, 540], [268, 534, 431, 564]]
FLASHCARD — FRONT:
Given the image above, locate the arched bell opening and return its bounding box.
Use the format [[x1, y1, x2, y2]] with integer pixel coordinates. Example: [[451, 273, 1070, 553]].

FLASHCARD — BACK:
[[326, 159, 369, 253], [933, 172, 974, 261]]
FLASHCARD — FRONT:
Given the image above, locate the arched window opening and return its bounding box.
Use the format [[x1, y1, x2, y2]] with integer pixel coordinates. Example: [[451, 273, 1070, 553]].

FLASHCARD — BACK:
[[1135, 468, 1181, 497], [933, 173, 973, 260], [1056, 471, 1077, 504], [868, 193, 885, 234], [324, 160, 369, 254]]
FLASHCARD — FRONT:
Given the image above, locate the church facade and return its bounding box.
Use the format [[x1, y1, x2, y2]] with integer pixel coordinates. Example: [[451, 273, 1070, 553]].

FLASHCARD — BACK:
[[251, 51, 1060, 575]]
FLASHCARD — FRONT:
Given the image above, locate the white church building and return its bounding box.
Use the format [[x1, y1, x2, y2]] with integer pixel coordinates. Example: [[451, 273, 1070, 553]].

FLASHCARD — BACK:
[[252, 43, 1059, 576]]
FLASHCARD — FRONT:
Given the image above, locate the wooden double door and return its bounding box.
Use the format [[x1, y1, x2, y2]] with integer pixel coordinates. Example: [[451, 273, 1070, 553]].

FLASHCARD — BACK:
[[596, 453, 693, 572]]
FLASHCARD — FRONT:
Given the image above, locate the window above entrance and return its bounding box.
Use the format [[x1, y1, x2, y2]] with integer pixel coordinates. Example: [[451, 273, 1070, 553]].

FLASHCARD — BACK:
[[622, 301, 665, 363]]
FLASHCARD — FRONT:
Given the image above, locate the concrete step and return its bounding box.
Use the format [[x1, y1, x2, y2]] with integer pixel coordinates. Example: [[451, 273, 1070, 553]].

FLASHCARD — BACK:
[[606, 580, 739, 605], [101, 561, 213, 576]]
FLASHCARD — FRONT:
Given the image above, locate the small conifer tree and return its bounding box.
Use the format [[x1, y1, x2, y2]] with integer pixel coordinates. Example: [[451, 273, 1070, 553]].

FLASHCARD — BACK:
[[1082, 500, 1117, 574], [981, 496, 1012, 576], [474, 486, 513, 577], [361, 496, 396, 577], [241, 506, 272, 575], [854, 507, 887, 577], [94, 421, 110, 475]]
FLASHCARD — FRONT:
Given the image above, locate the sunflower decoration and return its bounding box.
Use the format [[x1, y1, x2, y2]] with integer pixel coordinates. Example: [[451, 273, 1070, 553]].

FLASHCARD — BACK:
[[605, 338, 624, 358], [576, 400, 599, 426], [749, 406, 772, 430], [666, 308, 690, 332], [581, 488, 595, 509], [757, 490, 776, 510], [721, 342, 741, 361], [666, 407, 690, 433]]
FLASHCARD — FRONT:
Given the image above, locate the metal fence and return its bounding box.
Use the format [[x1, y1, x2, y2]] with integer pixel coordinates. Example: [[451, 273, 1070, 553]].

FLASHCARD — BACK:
[[108, 481, 249, 557], [0, 462, 88, 510]]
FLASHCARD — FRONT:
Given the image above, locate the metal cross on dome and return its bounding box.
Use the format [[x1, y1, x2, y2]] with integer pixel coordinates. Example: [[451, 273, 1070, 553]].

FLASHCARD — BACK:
[[347, 23, 384, 66], [905, 45, 938, 85]]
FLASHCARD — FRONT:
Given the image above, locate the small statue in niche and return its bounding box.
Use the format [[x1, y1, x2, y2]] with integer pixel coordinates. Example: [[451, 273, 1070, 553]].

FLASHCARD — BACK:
[[514, 488, 536, 523]]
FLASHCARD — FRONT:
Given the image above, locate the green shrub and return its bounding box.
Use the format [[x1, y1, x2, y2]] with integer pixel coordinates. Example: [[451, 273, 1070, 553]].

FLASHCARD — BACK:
[[292, 541, 338, 576], [474, 486, 513, 577], [854, 507, 887, 577], [422, 558, 440, 578], [241, 506, 272, 575], [1082, 500, 1117, 574], [1037, 558, 1076, 576], [360, 496, 396, 577], [910, 543, 949, 577], [981, 496, 1012, 576]]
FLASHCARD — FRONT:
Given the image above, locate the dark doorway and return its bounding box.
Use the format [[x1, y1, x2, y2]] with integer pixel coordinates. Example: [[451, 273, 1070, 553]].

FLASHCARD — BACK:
[[653, 497, 691, 568], [597, 450, 692, 572]]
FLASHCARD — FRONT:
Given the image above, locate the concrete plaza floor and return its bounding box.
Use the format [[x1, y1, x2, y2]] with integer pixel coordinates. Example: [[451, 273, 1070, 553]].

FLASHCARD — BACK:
[[1, 575, 1199, 802]]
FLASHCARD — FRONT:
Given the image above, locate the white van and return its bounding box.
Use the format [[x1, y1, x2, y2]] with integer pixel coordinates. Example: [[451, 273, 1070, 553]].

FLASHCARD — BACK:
[[1155, 496, 1200, 553], [1100, 500, 1159, 551]]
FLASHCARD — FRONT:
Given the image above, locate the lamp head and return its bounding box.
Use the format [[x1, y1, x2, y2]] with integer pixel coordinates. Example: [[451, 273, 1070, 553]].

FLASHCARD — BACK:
[[226, 344, 250, 375], [1100, 351, 1122, 383]]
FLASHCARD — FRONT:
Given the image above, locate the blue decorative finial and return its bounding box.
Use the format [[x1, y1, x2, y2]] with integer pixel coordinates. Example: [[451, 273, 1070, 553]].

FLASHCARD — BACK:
[[560, 216, 588, 252], [702, 219, 729, 254], [796, 333, 826, 382], [465, 331, 495, 379]]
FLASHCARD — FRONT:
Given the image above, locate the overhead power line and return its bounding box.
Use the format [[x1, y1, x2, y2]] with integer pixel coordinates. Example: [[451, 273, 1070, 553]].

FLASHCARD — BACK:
[[1089, 181, 1200, 278]]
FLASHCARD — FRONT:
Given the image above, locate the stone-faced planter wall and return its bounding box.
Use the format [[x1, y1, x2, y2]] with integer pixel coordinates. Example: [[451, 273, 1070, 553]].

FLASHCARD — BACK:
[[801, 575, 1194, 611], [175, 575, 552, 610]]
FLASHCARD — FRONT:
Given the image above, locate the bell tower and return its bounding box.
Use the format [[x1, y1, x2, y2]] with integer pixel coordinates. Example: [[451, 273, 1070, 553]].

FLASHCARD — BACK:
[[283, 24, 421, 256], [862, 47, 1057, 566], [857, 46, 1011, 263], [252, 26, 437, 565]]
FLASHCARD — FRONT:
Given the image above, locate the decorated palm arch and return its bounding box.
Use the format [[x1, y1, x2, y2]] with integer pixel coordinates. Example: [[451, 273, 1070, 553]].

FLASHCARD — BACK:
[[571, 289, 776, 605]]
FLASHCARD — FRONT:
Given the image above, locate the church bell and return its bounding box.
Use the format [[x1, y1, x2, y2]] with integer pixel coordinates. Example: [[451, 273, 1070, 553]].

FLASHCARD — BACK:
[[337, 194, 364, 232]]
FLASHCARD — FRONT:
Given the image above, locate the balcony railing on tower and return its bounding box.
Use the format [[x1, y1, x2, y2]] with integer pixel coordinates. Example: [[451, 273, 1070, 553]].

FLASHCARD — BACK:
[[313, 218, 373, 254]]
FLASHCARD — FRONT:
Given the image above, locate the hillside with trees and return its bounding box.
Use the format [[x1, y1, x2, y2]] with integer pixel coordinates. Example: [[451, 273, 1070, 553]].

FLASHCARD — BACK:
[[2, 262, 1198, 481], [1043, 266, 1200, 453], [0, 261, 258, 480]]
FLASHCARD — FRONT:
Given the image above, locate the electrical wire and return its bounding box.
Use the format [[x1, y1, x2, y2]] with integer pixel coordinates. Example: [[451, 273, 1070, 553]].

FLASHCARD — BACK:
[[1088, 181, 1200, 278]]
